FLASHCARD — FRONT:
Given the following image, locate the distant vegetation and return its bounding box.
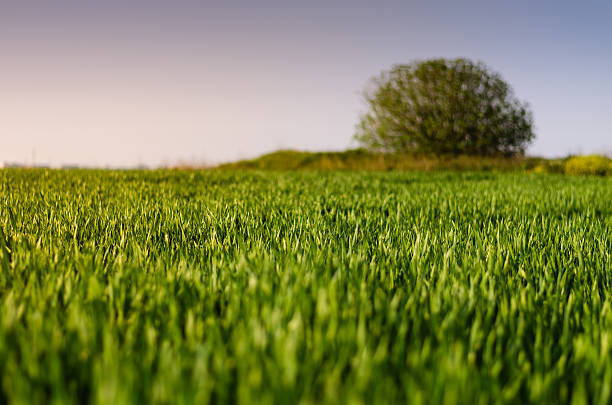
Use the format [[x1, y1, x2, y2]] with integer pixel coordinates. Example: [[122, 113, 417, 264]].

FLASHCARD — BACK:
[[356, 58, 534, 156], [218, 150, 542, 171], [218, 149, 612, 175], [535, 154, 612, 176]]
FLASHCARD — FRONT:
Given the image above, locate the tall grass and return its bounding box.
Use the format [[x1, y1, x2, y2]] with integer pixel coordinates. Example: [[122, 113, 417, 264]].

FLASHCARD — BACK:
[[0, 169, 611, 404]]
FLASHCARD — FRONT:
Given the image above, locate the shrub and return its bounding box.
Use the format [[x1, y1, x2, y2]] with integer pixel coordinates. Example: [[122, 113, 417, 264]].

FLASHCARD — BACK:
[[564, 155, 612, 176]]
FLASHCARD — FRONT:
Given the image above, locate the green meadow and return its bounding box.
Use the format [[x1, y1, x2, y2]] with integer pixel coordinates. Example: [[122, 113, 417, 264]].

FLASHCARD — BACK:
[[0, 169, 611, 404]]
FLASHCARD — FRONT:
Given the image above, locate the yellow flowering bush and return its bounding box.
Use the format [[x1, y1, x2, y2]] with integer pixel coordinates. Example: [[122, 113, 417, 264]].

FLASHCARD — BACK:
[[564, 155, 612, 176]]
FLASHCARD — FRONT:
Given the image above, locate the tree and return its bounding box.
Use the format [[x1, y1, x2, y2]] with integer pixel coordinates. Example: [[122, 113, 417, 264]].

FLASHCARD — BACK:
[[355, 58, 535, 156]]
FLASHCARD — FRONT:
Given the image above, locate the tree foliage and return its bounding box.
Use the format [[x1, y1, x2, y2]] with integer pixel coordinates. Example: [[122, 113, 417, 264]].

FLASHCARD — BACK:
[[356, 58, 535, 156]]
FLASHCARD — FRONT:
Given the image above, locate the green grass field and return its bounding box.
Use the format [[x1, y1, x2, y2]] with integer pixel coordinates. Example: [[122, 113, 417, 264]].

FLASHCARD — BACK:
[[0, 169, 611, 404]]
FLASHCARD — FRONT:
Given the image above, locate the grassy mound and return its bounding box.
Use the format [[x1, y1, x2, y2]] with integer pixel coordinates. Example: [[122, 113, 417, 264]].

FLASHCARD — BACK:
[[218, 149, 544, 171]]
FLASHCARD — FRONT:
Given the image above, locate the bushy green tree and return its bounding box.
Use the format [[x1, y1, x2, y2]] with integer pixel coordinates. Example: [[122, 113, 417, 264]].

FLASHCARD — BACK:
[[356, 58, 535, 156]]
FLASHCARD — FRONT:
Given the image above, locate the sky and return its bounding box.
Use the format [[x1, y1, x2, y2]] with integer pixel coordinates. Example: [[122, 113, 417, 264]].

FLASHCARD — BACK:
[[1, 1, 611, 167]]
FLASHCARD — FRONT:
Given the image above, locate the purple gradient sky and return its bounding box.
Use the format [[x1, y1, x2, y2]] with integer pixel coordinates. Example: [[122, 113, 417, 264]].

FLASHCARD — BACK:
[[2, 1, 611, 167]]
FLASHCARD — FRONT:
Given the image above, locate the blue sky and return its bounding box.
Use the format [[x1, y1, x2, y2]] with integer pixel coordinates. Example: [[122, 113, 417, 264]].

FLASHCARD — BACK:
[[1, 1, 611, 167]]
